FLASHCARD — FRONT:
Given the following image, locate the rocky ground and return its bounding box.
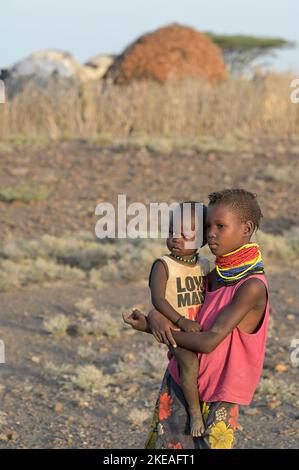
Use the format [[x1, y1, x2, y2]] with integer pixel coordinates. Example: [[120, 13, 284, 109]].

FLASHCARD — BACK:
[[0, 139, 298, 448]]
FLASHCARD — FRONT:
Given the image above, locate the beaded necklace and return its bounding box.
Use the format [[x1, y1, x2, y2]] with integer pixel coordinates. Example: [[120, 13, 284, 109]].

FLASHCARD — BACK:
[[170, 252, 198, 264], [215, 243, 264, 285]]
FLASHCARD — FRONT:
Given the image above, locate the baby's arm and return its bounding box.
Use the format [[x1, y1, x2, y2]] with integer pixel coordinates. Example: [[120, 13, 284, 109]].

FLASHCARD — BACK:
[[150, 260, 202, 332], [150, 260, 182, 325]]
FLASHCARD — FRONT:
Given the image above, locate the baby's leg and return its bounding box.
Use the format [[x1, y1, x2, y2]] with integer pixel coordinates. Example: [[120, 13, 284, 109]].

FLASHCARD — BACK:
[[169, 345, 204, 437]]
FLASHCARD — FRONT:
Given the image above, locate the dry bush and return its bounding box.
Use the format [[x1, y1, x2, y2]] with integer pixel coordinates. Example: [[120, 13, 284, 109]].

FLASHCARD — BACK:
[[139, 345, 169, 380], [112, 344, 168, 384], [74, 297, 122, 338], [262, 164, 299, 183], [77, 345, 94, 359], [42, 360, 114, 397], [71, 365, 113, 395], [0, 73, 297, 139], [0, 182, 50, 202], [286, 226, 299, 255], [0, 257, 85, 292], [40, 235, 116, 270], [75, 297, 96, 315], [42, 361, 73, 379], [43, 314, 70, 335], [90, 238, 165, 287], [76, 308, 121, 338], [0, 232, 115, 269], [257, 378, 297, 401], [112, 360, 140, 383], [0, 232, 114, 291], [128, 409, 150, 427], [255, 228, 299, 264]]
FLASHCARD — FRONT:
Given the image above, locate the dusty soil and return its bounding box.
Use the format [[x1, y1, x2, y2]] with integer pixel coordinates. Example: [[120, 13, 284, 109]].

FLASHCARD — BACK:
[[0, 140, 298, 448]]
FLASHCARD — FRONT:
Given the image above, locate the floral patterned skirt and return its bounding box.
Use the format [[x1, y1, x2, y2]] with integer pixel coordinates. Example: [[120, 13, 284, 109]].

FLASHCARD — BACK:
[[145, 368, 239, 449]]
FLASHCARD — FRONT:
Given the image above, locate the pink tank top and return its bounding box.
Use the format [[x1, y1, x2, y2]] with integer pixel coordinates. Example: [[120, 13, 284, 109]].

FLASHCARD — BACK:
[[167, 274, 270, 405]]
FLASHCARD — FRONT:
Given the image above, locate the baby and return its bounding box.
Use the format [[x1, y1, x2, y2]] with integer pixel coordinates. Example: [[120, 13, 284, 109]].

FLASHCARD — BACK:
[[148, 201, 210, 437]]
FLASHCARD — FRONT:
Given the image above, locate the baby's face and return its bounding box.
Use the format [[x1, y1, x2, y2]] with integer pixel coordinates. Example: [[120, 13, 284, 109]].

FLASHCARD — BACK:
[[167, 215, 198, 255]]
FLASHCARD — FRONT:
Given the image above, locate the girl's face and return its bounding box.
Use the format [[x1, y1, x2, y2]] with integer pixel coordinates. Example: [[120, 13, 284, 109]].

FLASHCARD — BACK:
[[206, 204, 253, 257]]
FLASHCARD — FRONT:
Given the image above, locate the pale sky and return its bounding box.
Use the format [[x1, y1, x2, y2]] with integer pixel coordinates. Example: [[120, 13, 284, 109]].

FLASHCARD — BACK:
[[1, 0, 298, 72]]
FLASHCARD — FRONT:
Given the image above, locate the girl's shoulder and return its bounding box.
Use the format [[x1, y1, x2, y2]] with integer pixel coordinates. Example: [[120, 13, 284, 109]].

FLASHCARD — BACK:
[[233, 273, 269, 295]]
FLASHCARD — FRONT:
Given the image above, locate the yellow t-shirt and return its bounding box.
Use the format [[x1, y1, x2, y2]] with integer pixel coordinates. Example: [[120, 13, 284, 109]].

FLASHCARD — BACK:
[[149, 254, 210, 320]]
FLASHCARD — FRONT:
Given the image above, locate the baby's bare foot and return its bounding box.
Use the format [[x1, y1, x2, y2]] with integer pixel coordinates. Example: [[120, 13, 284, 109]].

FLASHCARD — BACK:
[[189, 408, 205, 437]]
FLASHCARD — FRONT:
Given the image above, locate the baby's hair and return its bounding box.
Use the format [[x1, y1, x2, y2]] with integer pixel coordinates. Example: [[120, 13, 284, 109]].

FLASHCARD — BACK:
[[170, 201, 206, 224], [208, 189, 263, 231]]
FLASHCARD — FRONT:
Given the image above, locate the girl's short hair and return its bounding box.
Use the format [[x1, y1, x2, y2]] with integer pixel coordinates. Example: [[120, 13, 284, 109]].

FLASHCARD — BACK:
[[208, 189, 263, 231]]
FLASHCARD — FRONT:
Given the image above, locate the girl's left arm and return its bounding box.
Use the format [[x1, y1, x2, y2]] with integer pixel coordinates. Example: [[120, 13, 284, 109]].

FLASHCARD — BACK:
[[161, 277, 267, 353]]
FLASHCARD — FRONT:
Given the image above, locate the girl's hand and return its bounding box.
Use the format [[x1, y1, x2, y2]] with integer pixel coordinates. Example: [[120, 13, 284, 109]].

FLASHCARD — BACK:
[[179, 317, 203, 333], [148, 309, 180, 348], [122, 309, 149, 332]]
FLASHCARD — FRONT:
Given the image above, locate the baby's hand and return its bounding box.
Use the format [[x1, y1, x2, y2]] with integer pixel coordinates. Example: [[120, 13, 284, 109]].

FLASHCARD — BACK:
[[122, 309, 149, 332], [179, 318, 203, 333]]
